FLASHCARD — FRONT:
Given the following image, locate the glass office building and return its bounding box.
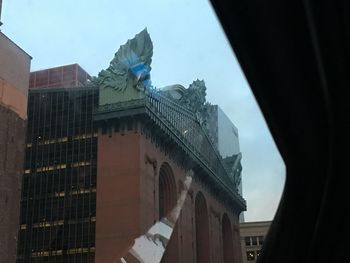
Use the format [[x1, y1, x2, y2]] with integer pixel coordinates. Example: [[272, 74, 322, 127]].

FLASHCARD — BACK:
[[17, 84, 98, 262]]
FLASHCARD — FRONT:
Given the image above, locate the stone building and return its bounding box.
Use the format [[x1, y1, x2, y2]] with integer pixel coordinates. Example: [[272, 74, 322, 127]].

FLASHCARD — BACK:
[[240, 221, 271, 263], [16, 29, 245, 263], [0, 30, 31, 262]]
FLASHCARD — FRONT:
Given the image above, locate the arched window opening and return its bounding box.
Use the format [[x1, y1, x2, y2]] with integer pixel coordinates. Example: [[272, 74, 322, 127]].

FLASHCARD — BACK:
[[222, 213, 235, 263], [195, 192, 210, 263], [159, 163, 178, 263]]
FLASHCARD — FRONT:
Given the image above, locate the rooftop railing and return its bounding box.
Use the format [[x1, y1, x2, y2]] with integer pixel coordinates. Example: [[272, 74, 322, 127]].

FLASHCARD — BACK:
[[97, 88, 245, 206]]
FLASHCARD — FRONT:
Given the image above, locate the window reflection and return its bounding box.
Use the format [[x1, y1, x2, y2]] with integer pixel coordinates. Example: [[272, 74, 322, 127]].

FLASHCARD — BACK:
[[0, 0, 285, 262]]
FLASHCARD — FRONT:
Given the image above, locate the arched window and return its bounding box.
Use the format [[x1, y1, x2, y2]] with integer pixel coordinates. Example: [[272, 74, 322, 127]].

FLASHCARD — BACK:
[[195, 191, 210, 263], [222, 213, 235, 263], [159, 163, 178, 263]]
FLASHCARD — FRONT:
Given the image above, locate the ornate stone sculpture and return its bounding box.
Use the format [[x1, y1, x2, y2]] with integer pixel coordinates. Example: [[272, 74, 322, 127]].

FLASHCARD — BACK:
[[94, 28, 153, 105], [231, 153, 242, 189], [222, 153, 242, 190], [161, 84, 186, 100], [179, 79, 210, 125]]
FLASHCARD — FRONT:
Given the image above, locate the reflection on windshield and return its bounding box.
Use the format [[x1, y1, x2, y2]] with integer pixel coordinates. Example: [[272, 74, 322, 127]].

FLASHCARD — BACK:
[[94, 29, 245, 262], [0, 1, 285, 263], [119, 173, 192, 263]]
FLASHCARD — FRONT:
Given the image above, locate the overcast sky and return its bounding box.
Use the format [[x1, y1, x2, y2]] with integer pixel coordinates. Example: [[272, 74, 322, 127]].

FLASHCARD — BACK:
[[2, 0, 285, 222]]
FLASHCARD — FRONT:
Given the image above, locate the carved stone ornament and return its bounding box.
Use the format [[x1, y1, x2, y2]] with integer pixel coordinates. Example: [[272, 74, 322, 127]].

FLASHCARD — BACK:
[[230, 153, 242, 189], [210, 206, 221, 220], [92, 28, 153, 93], [179, 79, 211, 125], [145, 154, 157, 173]]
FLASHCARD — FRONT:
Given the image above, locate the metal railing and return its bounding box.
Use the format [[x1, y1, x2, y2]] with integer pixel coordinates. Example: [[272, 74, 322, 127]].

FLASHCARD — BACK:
[[145, 90, 240, 196], [96, 89, 245, 204]]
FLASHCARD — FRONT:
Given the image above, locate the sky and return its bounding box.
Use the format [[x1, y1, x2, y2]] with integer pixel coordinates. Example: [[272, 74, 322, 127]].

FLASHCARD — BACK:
[[1, 0, 285, 222]]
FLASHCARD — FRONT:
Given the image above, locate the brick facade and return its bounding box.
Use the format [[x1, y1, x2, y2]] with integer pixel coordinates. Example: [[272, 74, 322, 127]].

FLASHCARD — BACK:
[[0, 31, 30, 263], [0, 105, 26, 263], [96, 125, 243, 263]]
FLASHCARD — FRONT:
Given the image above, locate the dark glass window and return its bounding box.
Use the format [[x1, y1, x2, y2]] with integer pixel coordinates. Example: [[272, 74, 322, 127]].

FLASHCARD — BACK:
[[258, 235, 264, 245], [245, 236, 251, 246], [252, 236, 258, 246], [17, 87, 98, 262]]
